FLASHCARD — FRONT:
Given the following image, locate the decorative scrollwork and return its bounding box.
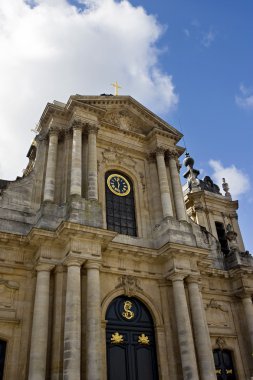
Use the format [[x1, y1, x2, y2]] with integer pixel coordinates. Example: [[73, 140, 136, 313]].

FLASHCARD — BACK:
[[122, 300, 134, 320], [111, 332, 124, 344], [138, 334, 150, 345]]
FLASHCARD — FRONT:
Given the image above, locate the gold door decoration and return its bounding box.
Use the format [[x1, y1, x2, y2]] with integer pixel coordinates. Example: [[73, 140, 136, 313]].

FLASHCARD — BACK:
[[226, 369, 233, 374], [111, 332, 124, 344], [138, 334, 150, 345], [215, 369, 221, 375], [122, 300, 134, 320]]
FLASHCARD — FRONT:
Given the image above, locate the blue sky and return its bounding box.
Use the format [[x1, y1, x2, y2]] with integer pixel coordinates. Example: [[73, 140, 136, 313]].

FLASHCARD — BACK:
[[0, 0, 252, 250], [130, 0, 253, 251]]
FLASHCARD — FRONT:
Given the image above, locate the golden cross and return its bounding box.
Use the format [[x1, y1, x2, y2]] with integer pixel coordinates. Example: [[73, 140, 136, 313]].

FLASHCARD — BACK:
[[111, 81, 122, 96]]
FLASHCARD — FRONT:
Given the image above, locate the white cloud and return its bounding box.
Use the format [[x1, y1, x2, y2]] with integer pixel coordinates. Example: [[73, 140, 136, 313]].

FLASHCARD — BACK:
[[209, 160, 250, 199], [235, 83, 253, 110], [201, 28, 216, 48], [0, 0, 178, 180]]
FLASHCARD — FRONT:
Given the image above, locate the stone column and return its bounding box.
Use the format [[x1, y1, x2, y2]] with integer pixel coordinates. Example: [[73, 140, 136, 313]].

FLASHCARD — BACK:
[[187, 277, 216, 380], [43, 128, 59, 202], [86, 261, 101, 380], [167, 151, 187, 221], [70, 122, 83, 197], [148, 153, 162, 225], [28, 263, 54, 380], [170, 273, 199, 380], [63, 259, 82, 380], [241, 295, 253, 353], [87, 125, 98, 200], [156, 148, 173, 218], [51, 266, 65, 380]]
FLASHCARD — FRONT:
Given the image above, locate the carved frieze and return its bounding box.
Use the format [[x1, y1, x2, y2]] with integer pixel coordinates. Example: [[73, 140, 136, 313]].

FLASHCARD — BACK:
[[205, 299, 231, 329], [103, 109, 144, 133], [101, 147, 137, 169]]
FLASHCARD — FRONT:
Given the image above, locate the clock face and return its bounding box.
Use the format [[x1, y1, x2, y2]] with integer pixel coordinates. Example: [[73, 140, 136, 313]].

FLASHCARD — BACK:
[[107, 174, 131, 196]]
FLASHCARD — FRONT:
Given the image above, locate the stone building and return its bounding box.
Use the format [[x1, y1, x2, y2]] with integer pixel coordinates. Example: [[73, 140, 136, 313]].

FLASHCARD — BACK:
[[0, 94, 252, 380]]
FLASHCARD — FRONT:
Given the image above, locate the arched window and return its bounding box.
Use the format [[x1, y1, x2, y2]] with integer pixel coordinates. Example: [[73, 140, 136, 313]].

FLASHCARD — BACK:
[[105, 171, 137, 236], [0, 340, 6, 380]]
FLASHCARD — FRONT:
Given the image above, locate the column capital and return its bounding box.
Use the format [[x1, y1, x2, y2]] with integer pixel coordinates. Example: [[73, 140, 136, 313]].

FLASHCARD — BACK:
[[166, 149, 178, 160], [86, 260, 101, 270], [72, 120, 84, 131], [167, 272, 186, 282], [48, 126, 60, 136], [186, 275, 201, 285], [87, 123, 99, 134], [35, 263, 55, 272], [155, 146, 166, 156], [238, 292, 253, 301], [63, 255, 85, 267]]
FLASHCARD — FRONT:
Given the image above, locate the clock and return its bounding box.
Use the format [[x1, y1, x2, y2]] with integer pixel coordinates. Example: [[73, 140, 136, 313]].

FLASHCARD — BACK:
[[107, 174, 131, 196]]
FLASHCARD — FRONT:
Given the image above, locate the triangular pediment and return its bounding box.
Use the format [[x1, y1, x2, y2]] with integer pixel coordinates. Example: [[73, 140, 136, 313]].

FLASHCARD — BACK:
[[66, 95, 182, 139], [38, 94, 182, 141]]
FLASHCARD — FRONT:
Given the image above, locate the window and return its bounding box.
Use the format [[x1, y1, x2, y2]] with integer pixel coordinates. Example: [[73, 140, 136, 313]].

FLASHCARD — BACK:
[[105, 171, 137, 236], [215, 222, 229, 255]]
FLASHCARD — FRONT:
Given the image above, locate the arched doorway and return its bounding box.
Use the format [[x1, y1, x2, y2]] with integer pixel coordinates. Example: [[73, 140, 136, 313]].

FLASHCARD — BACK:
[[106, 296, 159, 380], [213, 349, 236, 379]]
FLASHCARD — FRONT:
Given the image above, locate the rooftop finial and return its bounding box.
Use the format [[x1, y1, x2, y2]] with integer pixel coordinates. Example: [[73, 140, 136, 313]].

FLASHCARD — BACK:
[[183, 152, 200, 190], [222, 178, 232, 199], [111, 81, 122, 96]]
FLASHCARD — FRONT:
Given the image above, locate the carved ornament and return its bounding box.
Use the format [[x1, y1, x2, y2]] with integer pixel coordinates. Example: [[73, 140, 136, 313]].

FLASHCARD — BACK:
[[103, 109, 143, 133], [0, 279, 19, 309], [115, 275, 143, 297], [111, 332, 124, 344], [205, 299, 227, 312], [138, 334, 150, 345], [216, 336, 226, 350]]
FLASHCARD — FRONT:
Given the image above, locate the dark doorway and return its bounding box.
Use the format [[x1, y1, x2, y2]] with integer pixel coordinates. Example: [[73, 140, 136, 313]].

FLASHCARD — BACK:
[[0, 340, 6, 380], [213, 349, 236, 380], [106, 296, 159, 380], [105, 171, 137, 236]]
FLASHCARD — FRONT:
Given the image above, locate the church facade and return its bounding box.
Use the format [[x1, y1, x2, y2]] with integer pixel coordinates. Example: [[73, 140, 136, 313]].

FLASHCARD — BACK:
[[0, 95, 252, 380]]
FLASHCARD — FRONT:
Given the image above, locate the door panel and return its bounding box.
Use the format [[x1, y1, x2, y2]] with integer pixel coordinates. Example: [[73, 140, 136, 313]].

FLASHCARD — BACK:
[[106, 296, 159, 380], [213, 349, 236, 380]]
